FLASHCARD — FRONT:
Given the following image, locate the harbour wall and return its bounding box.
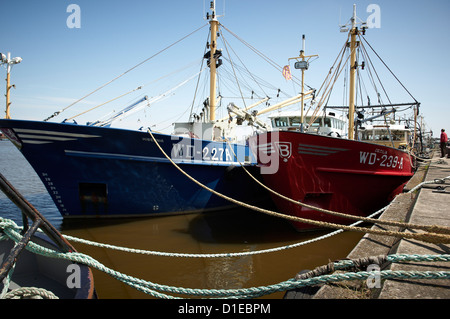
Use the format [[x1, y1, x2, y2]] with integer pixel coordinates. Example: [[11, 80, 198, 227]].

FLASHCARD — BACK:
[[313, 151, 450, 299]]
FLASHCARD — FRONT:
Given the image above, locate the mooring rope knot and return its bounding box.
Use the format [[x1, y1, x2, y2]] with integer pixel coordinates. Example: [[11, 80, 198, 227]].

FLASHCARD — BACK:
[[350, 255, 389, 270], [295, 254, 389, 281], [3, 287, 59, 299], [295, 262, 335, 280]]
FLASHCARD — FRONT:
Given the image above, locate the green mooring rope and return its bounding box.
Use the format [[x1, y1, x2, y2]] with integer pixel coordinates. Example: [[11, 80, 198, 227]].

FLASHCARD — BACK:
[[1, 218, 449, 299]]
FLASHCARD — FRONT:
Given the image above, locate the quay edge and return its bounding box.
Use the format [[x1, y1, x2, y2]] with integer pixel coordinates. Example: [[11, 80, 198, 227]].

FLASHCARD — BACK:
[[311, 150, 450, 299]]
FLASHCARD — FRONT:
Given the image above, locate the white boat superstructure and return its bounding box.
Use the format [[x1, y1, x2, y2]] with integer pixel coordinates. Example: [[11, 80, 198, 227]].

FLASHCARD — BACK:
[[359, 123, 412, 149], [268, 109, 348, 138]]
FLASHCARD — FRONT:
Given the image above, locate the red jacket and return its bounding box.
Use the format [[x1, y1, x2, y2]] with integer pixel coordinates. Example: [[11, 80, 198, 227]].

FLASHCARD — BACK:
[[441, 132, 448, 143]]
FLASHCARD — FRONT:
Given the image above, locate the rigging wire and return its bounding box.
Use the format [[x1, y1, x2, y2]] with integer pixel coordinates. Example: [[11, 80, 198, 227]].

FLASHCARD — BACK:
[[314, 33, 350, 102], [360, 35, 418, 103], [63, 86, 143, 122], [218, 27, 247, 109], [65, 59, 202, 121], [342, 48, 348, 108], [219, 57, 287, 101], [92, 68, 207, 127], [356, 46, 363, 108], [189, 29, 210, 121], [43, 23, 209, 122], [358, 35, 391, 106], [66, 58, 205, 122], [219, 28, 269, 101], [309, 37, 351, 126], [220, 24, 314, 92]]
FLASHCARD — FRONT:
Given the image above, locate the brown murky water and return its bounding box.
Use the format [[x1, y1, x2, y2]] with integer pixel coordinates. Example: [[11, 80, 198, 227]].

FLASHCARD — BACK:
[[61, 208, 364, 299]]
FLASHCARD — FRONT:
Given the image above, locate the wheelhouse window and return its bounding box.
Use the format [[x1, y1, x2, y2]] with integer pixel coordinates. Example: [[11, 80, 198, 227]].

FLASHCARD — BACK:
[[272, 117, 289, 127], [289, 117, 301, 127]]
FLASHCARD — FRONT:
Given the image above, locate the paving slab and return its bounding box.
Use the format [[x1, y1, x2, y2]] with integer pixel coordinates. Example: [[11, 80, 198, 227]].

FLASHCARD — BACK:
[[378, 154, 450, 299]]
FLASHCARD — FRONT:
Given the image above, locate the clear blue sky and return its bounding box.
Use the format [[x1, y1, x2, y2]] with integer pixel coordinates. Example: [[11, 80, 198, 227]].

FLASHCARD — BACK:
[[1, 0, 449, 137]]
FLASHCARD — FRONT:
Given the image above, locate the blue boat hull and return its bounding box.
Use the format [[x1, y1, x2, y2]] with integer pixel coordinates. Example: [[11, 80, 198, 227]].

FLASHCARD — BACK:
[[0, 119, 265, 218]]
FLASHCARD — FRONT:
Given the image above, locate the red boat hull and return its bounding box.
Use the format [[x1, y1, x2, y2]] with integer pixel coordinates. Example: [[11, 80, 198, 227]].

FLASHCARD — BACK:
[[249, 131, 414, 231]]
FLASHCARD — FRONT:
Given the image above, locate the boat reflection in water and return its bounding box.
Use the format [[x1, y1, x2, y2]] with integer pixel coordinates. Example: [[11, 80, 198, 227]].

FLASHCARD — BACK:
[[61, 207, 365, 299]]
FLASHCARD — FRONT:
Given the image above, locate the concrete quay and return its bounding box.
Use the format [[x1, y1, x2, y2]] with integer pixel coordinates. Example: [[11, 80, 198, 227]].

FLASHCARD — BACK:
[[313, 151, 450, 299]]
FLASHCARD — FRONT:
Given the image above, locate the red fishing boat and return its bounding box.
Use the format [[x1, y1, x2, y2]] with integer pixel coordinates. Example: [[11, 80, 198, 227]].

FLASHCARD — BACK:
[[249, 6, 417, 231], [249, 130, 414, 231]]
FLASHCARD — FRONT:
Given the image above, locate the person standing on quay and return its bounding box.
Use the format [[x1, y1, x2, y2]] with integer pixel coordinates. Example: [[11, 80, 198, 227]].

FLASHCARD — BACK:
[[440, 129, 448, 158]]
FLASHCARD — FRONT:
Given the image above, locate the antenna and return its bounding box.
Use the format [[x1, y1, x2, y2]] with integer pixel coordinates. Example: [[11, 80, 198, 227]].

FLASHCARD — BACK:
[[339, 4, 367, 32], [204, 0, 225, 20], [302, 34, 306, 54], [351, 3, 357, 29]]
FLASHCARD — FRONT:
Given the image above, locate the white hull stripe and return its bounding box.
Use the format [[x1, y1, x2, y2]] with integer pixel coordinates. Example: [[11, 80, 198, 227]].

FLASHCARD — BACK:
[[298, 143, 348, 152], [19, 134, 77, 141], [14, 128, 100, 144], [257, 143, 275, 154], [21, 140, 52, 145], [14, 128, 100, 138], [298, 143, 349, 156]]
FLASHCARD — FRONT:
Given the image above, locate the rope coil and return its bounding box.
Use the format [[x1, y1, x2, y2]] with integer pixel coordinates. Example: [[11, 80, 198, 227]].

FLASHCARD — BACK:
[[3, 287, 59, 299]]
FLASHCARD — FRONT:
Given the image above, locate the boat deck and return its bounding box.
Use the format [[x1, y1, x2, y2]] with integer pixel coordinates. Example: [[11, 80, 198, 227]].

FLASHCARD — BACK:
[[313, 149, 450, 299]]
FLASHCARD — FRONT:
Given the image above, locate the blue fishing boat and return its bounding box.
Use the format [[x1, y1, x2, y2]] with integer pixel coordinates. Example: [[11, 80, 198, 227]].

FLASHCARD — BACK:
[[0, 1, 268, 219], [0, 120, 261, 218]]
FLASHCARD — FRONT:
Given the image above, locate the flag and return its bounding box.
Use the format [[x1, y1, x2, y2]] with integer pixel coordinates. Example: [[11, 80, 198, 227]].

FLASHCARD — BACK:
[[282, 65, 292, 80]]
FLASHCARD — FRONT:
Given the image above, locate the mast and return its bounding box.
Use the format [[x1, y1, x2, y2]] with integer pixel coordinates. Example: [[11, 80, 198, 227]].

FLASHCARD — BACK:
[[5, 54, 11, 119], [208, 0, 219, 122], [288, 35, 318, 132], [1, 52, 22, 119], [300, 35, 306, 132], [348, 4, 358, 140]]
